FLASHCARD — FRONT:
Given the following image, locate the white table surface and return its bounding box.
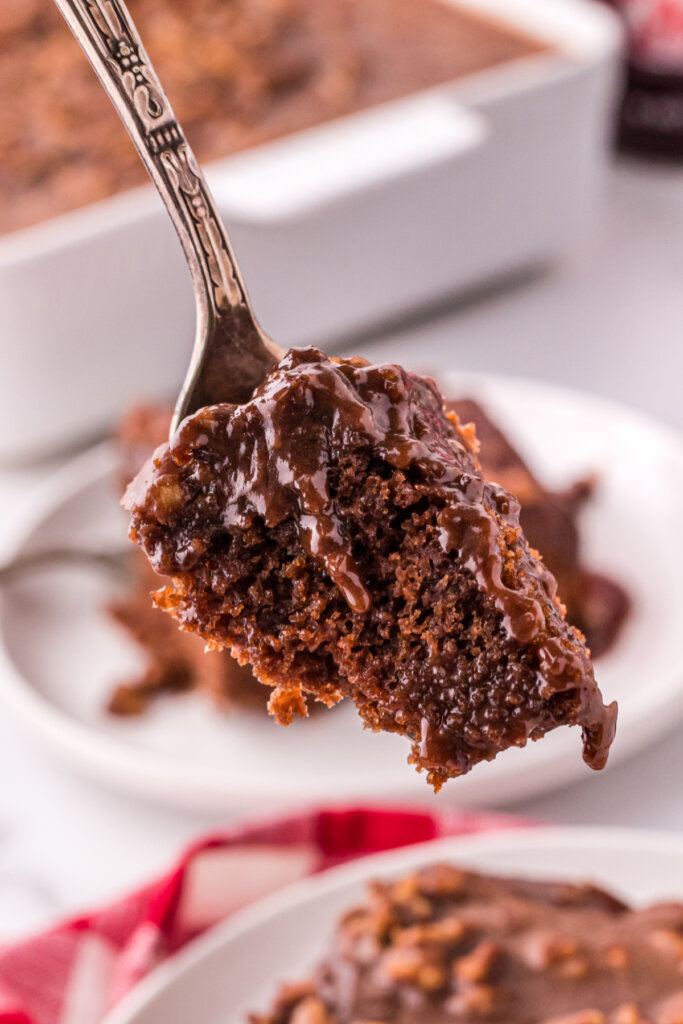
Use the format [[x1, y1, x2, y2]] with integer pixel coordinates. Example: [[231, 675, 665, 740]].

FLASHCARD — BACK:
[[0, 159, 681, 943]]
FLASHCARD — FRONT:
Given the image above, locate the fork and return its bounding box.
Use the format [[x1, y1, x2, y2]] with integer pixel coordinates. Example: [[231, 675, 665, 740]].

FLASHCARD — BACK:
[[53, 0, 286, 435]]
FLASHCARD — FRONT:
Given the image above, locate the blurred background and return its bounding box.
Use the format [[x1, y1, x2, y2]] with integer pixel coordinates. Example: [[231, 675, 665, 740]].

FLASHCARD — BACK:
[[0, 0, 682, 943]]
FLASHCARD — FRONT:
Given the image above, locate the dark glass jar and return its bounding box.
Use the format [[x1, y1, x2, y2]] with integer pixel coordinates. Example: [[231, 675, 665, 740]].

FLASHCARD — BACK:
[[608, 0, 683, 157]]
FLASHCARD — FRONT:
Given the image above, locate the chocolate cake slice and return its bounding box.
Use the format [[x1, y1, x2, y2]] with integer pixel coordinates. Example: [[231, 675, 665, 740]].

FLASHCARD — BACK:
[[447, 398, 629, 660], [107, 554, 265, 716], [125, 348, 616, 788], [250, 863, 683, 1024]]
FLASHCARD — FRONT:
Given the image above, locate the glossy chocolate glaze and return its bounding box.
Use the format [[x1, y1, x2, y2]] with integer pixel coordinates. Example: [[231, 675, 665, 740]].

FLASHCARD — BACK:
[[251, 865, 683, 1024], [126, 348, 616, 784]]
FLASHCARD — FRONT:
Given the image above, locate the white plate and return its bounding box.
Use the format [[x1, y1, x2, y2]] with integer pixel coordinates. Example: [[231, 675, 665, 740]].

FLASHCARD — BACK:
[[1, 374, 682, 812], [102, 826, 683, 1024]]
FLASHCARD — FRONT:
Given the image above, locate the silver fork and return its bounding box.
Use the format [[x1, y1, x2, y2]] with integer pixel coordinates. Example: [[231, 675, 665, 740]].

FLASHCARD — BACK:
[[52, 0, 285, 435]]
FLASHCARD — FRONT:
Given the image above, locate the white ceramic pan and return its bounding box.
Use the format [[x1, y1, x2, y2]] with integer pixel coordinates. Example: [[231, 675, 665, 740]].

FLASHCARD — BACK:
[[0, 0, 622, 460]]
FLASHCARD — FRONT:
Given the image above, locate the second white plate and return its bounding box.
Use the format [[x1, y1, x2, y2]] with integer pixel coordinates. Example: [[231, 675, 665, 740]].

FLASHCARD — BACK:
[[102, 826, 683, 1024], [0, 373, 682, 811]]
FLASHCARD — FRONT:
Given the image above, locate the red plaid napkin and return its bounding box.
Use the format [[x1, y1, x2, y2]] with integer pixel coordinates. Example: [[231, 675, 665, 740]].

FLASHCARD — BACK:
[[0, 805, 525, 1024]]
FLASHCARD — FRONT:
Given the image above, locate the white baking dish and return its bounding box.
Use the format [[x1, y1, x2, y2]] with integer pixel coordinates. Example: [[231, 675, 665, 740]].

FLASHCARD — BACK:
[[0, 0, 622, 461]]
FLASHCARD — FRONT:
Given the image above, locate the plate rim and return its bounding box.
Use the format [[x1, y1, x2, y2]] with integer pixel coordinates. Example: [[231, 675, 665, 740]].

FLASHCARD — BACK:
[[1, 373, 683, 808], [100, 824, 683, 1024]]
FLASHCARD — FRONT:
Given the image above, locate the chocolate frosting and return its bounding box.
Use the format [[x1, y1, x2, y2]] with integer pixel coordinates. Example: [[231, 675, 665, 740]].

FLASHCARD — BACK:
[[250, 865, 683, 1024]]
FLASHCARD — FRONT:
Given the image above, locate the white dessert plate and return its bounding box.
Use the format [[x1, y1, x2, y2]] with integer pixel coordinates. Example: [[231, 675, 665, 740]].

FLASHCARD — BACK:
[[1, 373, 682, 811], [101, 826, 683, 1024]]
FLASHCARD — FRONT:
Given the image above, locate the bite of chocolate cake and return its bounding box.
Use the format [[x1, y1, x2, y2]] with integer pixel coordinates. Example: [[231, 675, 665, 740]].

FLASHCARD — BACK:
[[124, 348, 616, 787], [109, 388, 627, 718]]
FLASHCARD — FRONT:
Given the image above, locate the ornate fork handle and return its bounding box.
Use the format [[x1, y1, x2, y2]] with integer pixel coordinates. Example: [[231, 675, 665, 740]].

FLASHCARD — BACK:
[[55, 0, 247, 316], [53, 0, 281, 422]]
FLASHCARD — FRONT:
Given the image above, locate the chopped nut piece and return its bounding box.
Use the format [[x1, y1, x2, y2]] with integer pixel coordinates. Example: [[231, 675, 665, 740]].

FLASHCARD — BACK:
[[415, 865, 466, 897], [394, 918, 468, 949], [453, 941, 500, 984], [417, 964, 447, 992], [520, 933, 581, 970], [382, 947, 425, 984], [558, 956, 590, 980], [343, 907, 395, 945], [606, 946, 630, 970], [392, 876, 421, 902], [388, 877, 433, 921], [382, 947, 446, 992], [153, 480, 184, 515]]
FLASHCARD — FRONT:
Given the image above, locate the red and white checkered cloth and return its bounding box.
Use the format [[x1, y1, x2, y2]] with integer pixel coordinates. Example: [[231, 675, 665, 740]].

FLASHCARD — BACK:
[[0, 805, 526, 1024]]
